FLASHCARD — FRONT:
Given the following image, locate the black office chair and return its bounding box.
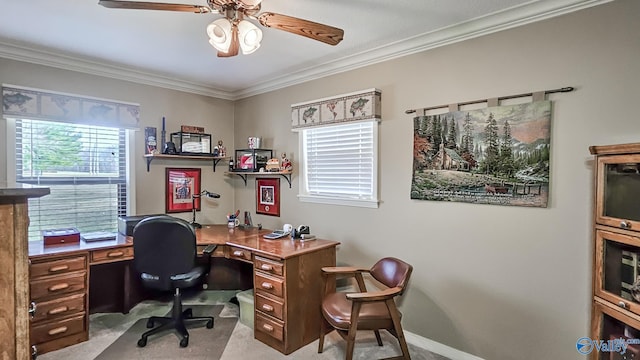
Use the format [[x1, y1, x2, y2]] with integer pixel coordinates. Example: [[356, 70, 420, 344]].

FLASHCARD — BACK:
[[132, 215, 217, 348]]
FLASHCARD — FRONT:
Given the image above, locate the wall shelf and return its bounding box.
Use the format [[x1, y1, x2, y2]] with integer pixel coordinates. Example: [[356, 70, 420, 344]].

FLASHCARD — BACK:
[[225, 171, 293, 188], [143, 154, 228, 172]]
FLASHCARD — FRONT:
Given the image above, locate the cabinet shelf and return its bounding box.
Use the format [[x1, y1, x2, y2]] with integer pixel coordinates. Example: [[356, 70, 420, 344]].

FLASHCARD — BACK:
[[225, 171, 292, 188], [143, 154, 228, 172]]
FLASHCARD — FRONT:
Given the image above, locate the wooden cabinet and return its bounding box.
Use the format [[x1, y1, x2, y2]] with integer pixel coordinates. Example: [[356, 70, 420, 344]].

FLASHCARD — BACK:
[[0, 185, 49, 360], [590, 143, 640, 359], [252, 247, 336, 355], [29, 254, 89, 357]]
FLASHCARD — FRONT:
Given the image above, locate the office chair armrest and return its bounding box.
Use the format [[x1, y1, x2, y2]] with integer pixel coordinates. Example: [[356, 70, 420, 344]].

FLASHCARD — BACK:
[[202, 244, 217, 256], [346, 286, 402, 302]]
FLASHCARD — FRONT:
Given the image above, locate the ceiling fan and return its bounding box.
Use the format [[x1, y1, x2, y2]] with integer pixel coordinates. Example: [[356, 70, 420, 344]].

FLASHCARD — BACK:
[[98, 0, 344, 57]]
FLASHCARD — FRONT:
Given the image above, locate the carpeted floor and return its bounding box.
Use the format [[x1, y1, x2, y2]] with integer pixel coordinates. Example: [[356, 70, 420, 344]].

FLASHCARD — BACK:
[[38, 290, 451, 360]]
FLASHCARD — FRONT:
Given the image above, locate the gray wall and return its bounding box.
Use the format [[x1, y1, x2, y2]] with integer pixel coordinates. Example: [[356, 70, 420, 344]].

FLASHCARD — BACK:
[[232, 1, 640, 359], [1, 0, 639, 359]]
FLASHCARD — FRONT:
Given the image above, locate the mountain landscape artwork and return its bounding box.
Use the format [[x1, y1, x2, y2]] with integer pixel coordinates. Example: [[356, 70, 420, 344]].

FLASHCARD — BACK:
[[411, 100, 552, 207]]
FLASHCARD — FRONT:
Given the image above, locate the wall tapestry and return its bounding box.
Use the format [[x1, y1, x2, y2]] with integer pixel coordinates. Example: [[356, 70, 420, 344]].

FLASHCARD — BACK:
[[411, 100, 551, 207]]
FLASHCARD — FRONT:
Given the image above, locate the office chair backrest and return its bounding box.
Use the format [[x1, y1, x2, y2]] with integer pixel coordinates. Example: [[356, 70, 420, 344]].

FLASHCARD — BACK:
[[133, 216, 196, 290], [370, 257, 413, 295]]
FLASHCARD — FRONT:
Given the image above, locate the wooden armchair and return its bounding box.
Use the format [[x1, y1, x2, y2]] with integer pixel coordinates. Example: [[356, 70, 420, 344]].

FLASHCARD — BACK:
[[318, 257, 413, 360]]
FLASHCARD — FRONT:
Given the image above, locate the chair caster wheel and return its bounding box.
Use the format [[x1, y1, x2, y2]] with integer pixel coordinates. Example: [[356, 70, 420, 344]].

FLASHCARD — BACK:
[[206, 319, 214, 329], [180, 337, 189, 348], [146, 320, 154, 328], [137, 338, 147, 347]]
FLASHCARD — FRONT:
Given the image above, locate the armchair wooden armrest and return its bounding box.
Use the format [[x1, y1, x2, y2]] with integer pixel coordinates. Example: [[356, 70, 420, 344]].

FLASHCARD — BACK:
[[321, 266, 369, 292], [346, 287, 402, 302], [321, 266, 369, 275]]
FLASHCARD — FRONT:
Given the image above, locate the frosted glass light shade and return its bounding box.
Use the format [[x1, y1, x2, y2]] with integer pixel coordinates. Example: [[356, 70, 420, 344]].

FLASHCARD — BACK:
[[238, 0, 262, 7], [207, 18, 232, 53], [238, 20, 262, 54]]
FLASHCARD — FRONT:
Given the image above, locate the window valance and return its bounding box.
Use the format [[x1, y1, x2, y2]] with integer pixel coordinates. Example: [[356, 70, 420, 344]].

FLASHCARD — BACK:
[[2, 84, 140, 129], [291, 88, 381, 131]]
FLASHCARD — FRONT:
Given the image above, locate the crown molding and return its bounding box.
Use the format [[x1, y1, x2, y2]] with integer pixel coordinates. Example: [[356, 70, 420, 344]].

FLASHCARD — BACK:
[[0, 0, 612, 101], [232, 0, 612, 99]]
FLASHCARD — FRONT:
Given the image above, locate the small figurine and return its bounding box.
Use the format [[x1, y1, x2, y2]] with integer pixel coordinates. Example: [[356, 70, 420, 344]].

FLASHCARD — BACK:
[[215, 140, 226, 157], [280, 153, 292, 172]]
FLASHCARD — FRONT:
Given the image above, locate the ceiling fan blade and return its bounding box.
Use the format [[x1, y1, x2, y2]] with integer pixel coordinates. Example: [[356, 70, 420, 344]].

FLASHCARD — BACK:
[[258, 12, 343, 46], [217, 26, 240, 57], [98, 0, 211, 13]]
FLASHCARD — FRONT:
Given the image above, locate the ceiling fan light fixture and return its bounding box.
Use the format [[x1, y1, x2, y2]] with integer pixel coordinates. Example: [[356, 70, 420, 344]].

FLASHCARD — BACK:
[[207, 18, 232, 52], [238, 19, 262, 54], [238, 0, 262, 8]]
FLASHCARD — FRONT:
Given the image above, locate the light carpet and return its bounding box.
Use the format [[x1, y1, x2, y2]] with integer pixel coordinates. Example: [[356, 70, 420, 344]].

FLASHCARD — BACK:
[[38, 290, 450, 360]]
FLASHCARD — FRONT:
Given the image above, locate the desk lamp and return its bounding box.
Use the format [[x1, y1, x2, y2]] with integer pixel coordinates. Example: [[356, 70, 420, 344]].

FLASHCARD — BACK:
[[191, 190, 221, 228]]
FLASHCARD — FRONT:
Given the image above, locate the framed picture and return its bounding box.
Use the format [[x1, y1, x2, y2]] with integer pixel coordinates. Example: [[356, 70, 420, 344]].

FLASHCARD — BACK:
[[256, 178, 280, 216], [166, 168, 201, 213]]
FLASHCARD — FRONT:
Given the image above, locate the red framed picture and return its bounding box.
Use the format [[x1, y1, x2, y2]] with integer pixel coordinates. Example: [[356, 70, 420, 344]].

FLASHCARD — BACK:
[[256, 178, 280, 217], [166, 168, 201, 213]]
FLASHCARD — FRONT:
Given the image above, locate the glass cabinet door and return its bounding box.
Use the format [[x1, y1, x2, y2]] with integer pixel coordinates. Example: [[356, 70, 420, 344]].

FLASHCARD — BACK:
[[595, 229, 640, 316], [596, 154, 640, 230], [591, 300, 640, 360]]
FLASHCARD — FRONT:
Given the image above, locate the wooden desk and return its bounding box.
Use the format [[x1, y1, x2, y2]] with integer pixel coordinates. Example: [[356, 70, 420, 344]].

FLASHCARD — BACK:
[[27, 225, 339, 356]]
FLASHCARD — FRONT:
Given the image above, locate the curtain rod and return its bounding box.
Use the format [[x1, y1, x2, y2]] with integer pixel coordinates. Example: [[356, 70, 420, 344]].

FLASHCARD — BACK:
[[404, 86, 574, 114]]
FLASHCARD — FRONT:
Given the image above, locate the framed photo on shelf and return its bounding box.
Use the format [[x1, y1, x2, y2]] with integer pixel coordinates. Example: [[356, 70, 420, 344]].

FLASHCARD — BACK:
[[166, 167, 201, 213], [256, 178, 280, 217]]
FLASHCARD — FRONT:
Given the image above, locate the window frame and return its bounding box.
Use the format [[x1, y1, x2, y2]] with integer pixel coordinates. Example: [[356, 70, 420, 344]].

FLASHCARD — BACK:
[[5, 118, 136, 239], [297, 120, 379, 209]]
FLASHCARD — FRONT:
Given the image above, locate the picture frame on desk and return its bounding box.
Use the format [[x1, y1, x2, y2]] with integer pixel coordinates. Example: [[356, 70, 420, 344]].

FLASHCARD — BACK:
[[256, 178, 280, 216], [166, 167, 201, 213]]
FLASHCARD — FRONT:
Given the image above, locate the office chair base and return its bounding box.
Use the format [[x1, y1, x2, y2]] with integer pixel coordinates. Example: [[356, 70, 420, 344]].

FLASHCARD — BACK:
[[137, 291, 214, 348]]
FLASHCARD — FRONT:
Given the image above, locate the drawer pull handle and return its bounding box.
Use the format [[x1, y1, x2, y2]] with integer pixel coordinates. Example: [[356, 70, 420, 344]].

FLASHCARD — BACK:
[[260, 264, 273, 271], [48, 326, 68, 336], [261, 304, 274, 312], [261, 282, 274, 290], [48, 283, 70, 292], [48, 306, 69, 315], [621, 221, 632, 229], [262, 324, 274, 332], [233, 250, 244, 257], [29, 302, 37, 318], [48, 265, 69, 273], [107, 251, 125, 258]]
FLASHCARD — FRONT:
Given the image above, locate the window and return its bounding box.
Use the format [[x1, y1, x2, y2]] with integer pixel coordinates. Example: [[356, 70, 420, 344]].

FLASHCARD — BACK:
[[14, 119, 127, 240], [298, 121, 378, 208]]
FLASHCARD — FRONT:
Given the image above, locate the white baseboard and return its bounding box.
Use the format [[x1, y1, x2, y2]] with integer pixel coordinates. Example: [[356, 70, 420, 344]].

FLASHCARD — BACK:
[[404, 331, 485, 360]]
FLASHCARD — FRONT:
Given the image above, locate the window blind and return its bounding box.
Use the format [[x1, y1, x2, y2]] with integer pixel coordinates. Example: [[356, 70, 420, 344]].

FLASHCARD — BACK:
[[303, 121, 375, 199], [15, 119, 127, 240]]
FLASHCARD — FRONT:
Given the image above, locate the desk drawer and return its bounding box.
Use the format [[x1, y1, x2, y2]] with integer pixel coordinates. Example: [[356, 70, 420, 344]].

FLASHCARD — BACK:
[[256, 313, 284, 342], [31, 256, 87, 279], [31, 314, 85, 345], [255, 272, 284, 298], [255, 292, 284, 321], [254, 256, 284, 277], [91, 246, 133, 264], [30, 272, 86, 301], [31, 293, 85, 323], [228, 246, 252, 263]]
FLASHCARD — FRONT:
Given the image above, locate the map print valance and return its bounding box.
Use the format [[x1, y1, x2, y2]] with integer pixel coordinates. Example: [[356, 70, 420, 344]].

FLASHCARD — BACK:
[[291, 88, 381, 130], [2, 85, 140, 129]]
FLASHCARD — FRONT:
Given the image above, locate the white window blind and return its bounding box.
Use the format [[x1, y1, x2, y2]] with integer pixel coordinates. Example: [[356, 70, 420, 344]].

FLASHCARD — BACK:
[[15, 119, 127, 240], [300, 121, 378, 208]]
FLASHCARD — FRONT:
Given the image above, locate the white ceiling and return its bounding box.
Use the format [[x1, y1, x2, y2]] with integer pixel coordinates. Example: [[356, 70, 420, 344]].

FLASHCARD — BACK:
[[0, 0, 609, 100]]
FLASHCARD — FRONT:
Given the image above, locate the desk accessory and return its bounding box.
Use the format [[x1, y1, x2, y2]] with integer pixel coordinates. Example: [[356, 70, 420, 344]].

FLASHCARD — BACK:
[[191, 190, 221, 228], [81, 231, 117, 242], [42, 228, 80, 246], [263, 230, 290, 239]]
